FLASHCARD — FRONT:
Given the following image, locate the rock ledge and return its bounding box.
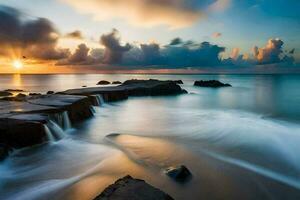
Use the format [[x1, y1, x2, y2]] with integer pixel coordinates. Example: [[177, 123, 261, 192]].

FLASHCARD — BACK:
[[94, 175, 174, 200]]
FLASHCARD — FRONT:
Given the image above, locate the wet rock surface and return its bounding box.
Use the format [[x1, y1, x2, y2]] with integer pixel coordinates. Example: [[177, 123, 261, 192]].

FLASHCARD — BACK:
[[165, 165, 192, 183], [194, 80, 232, 88], [94, 175, 174, 200]]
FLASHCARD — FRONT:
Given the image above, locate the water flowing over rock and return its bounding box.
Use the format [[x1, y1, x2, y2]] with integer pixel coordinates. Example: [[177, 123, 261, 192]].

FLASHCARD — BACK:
[[0, 80, 187, 160], [90, 94, 105, 106], [0, 94, 94, 159], [94, 175, 174, 200], [194, 80, 232, 88]]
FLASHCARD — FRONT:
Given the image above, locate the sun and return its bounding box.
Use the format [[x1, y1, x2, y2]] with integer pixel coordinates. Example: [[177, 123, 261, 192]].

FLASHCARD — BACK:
[[12, 60, 23, 70]]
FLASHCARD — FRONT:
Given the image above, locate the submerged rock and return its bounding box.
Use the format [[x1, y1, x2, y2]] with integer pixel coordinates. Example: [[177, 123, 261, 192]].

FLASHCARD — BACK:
[[165, 165, 192, 183], [0, 91, 13, 97], [97, 80, 111, 85], [194, 80, 232, 88], [94, 175, 174, 200]]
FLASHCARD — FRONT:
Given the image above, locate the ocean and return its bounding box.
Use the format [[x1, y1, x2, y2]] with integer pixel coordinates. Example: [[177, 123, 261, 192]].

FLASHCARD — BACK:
[[0, 74, 300, 200]]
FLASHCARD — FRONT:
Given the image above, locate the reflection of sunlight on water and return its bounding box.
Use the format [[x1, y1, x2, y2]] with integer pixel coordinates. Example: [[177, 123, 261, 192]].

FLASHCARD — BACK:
[[12, 74, 22, 88]]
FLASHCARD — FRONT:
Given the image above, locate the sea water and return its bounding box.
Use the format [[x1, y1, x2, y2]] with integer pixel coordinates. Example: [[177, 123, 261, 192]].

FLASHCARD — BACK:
[[0, 74, 300, 200]]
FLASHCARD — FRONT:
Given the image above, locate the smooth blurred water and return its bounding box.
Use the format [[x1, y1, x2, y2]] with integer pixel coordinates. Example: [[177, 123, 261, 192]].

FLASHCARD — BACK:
[[0, 74, 300, 200]]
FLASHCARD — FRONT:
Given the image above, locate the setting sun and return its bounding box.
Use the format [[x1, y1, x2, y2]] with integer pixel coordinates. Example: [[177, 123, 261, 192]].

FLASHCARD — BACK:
[[12, 60, 23, 69]]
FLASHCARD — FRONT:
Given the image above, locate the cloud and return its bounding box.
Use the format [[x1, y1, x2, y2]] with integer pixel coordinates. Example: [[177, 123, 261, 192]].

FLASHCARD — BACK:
[[230, 48, 240, 60], [100, 29, 132, 64], [0, 6, 68, 60], [212, 32, 222, 38], [65, 30, 84, 39], [61, 0, 229, 28], [120, 38, 225, 67], [253, 38, 289, 64], [169, 37, 183, 46]]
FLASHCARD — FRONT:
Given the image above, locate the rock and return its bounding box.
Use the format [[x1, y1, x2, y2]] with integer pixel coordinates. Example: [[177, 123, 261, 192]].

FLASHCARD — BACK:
[[0, 118, 48, 148], [194, 80, 232, 88], [27, 95, 94, 123], [63, 79, 187, 102], [5, 89, 24, 92], [2, 93, 27, 101], [112, 81, 122, 84], [29, 93, 42, 96], [167, 80, 183, 84], [97, 80, 111, 85], [82, 85, 87, 88], [94, 175, 174, 200], [122, 79, 187, 96], [0, 91, 13, 97], [47, 91, 54, 95], [0, 94, 94, 151], [165, 165, 192, 183], [0, 144, 9, 161]]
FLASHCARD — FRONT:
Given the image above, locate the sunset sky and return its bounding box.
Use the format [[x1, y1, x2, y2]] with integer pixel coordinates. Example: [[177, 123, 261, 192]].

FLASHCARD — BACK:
[[0, 0, 299, 73]]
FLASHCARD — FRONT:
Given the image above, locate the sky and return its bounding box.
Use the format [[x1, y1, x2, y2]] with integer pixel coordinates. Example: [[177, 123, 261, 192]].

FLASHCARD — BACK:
[[0, 0, 299, 74]]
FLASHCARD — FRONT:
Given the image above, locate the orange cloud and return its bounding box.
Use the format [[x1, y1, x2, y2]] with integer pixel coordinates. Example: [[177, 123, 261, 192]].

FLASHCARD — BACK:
[[61, 0, 229, 28]]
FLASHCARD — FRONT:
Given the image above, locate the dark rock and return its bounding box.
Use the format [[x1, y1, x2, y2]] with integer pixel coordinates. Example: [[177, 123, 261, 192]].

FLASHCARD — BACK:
[[82, 85, 87, 88], [165, 165, 192, 183], [0, 144, 9, 161], [27, 95, 94, 123], [2, 93, 27, 101], [0, 94, 94, 150], [112, 81, 122, 84], [122, 79, 187, 96], [194, 80, 232, 88], [94, 175, 174, 200], [167, 80, 183, 84], [47, 91, 54, 95], [97, 80, 111, 85], [0, 118, 47, 148], [0, 91, 13, 97], [63, 79, 187, 102], [29, 93, 42, 96], [5, 89, 24, 92]]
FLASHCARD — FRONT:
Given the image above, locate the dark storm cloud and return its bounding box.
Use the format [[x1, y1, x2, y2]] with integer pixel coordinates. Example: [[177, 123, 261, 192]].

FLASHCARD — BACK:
[[121, 38, 226, 67], [65, 30, 84, 39], [0, 5, 68, 60], [100, 29, 132, 64], [169, 38, 183, 46]]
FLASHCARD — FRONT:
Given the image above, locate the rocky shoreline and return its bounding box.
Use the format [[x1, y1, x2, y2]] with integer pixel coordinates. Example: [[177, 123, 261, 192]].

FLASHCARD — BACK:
[[0, 79, 231, 199], [0, 79, 187, 161]]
